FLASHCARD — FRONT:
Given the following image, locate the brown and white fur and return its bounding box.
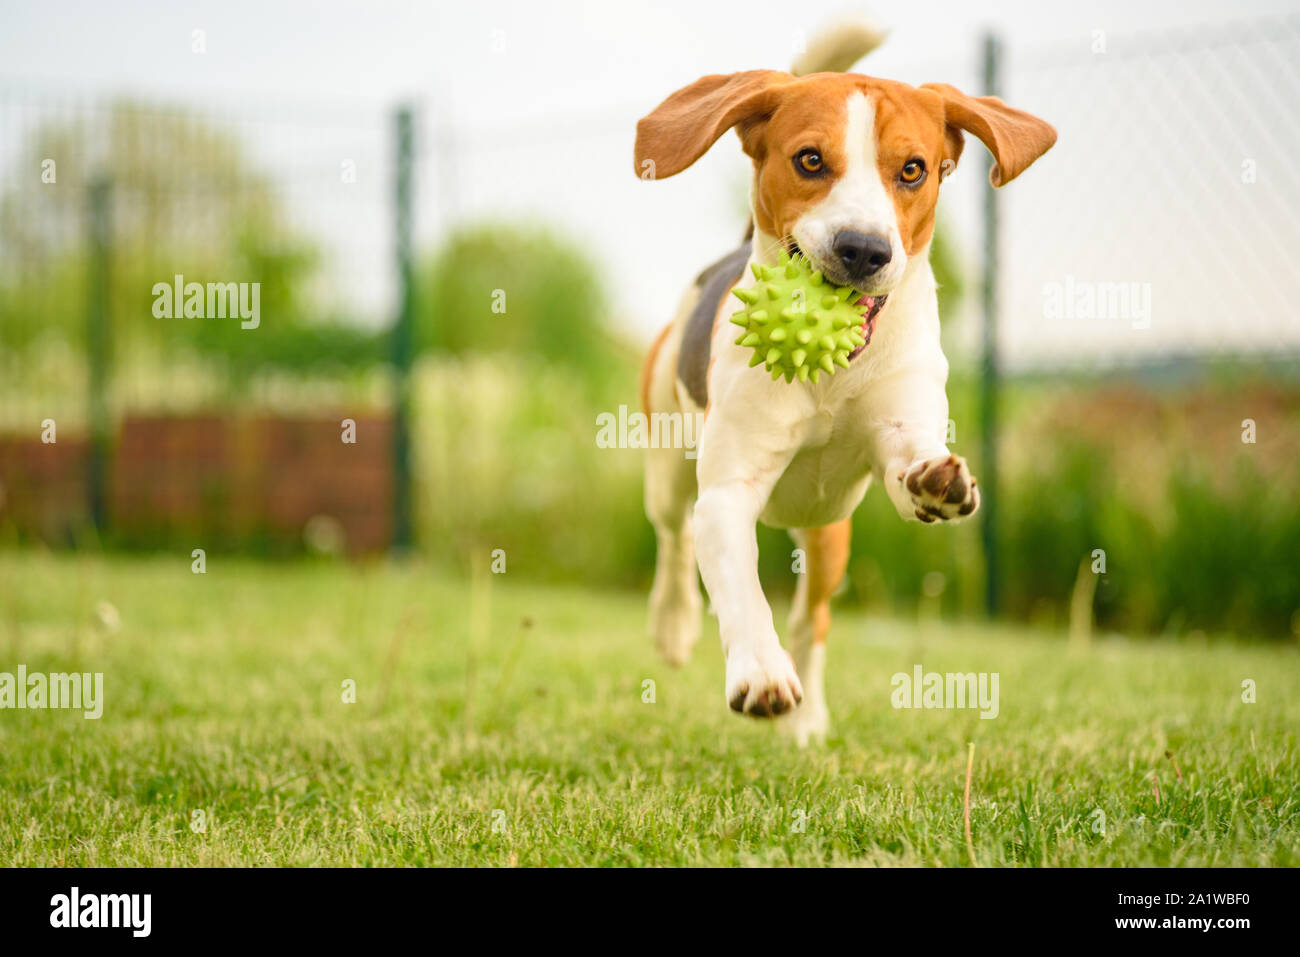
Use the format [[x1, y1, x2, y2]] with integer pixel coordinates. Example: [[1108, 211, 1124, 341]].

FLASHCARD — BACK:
[[635, 34, 1056, 745]]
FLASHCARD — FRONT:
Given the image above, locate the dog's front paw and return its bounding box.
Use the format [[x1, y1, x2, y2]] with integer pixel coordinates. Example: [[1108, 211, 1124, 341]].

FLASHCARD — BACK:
[[725, 644, 803, 717], [901, 454, 979, 523]]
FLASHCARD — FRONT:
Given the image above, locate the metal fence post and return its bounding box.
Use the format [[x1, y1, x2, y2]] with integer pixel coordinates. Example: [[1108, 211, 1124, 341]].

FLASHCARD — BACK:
[[391, 105, 415, 554], [87, 176, 111, 537], [980, 33, 1001, 618]]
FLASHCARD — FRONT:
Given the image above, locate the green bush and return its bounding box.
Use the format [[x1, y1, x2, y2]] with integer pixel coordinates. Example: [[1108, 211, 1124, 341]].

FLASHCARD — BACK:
[[418, 223, 615, 377], [412, 351, 651, 586], [993, 379, 1300, 638]]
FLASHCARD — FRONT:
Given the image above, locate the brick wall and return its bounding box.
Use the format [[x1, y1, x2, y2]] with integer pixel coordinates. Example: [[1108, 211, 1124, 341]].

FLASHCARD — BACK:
[[0, 415, 393, 555], [0, 435, 90, 545]]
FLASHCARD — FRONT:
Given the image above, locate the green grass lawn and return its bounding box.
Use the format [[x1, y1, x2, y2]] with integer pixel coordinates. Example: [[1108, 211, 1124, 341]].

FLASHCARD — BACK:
[[0, 551, 1296, 867]]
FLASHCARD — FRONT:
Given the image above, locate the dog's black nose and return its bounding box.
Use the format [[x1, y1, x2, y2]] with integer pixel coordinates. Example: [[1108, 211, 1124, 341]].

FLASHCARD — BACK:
[[832, 231, 893, 279]]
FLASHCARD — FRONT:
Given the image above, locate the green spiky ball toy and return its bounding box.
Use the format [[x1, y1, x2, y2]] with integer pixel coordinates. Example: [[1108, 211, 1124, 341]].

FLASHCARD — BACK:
[[728, 251, 868, 384]]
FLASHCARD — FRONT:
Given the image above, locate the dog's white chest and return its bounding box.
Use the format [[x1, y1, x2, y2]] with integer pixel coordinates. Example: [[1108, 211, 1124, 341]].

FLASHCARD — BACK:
[[759, 397, 876, 528]]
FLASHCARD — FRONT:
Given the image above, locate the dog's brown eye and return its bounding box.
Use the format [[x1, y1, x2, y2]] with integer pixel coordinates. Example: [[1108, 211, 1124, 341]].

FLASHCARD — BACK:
[[795, 149, 824, 176], [900, 159, 926, 184]]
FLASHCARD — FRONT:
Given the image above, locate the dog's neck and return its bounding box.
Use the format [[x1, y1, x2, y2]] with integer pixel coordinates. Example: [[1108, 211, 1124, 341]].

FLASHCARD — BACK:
[[749, 227, 789, 266]]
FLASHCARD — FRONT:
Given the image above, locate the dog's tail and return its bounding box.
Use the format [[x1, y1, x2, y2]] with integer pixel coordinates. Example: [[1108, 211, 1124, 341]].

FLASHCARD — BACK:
[[791, 18, 888, 76]]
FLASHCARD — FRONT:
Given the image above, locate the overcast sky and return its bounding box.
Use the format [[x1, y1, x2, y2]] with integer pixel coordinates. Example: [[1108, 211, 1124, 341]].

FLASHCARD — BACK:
[[3, 0, 1297, 365], [4, 0, 1293, 112]]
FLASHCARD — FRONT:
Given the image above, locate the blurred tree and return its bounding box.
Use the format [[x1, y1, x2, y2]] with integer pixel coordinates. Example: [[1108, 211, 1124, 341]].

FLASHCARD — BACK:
[[0, 101, 372, 372], [418, 223, 612, 372], [930, 221, 965, 321]]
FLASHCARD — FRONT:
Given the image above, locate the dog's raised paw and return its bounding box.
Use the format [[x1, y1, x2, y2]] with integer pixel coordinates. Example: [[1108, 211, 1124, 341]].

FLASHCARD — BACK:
[[902, 454, 979, 523], [725, 645, 804, 718]]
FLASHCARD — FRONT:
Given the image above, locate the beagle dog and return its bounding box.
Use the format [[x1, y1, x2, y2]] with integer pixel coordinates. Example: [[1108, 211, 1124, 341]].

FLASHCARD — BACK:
[[635, 49, 1055, 744]]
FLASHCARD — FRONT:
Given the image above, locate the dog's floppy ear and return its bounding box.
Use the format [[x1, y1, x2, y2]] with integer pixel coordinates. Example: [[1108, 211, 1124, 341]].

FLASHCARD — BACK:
[[634, 70, 791, 180], [921, 83, 1056, 187]]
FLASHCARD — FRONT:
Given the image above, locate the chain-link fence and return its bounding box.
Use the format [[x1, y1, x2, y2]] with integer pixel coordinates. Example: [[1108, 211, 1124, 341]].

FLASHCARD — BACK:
[[999, 14, 1300, 372], [0, 90, 406, 552], [1, 15, 1296, 631], [408, 14, 1300, 378], [0, 89, 396, 427]]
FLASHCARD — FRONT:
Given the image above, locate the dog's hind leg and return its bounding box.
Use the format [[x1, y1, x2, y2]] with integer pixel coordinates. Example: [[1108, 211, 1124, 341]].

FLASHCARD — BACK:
[[780, 518, 851, 745], [646, 452, 701, 667], [643, 323, 703, 667]]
